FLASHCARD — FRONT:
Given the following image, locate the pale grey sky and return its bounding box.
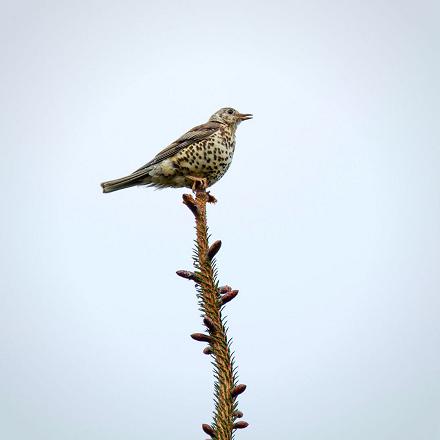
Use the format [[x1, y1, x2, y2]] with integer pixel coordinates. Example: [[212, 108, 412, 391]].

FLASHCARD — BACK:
[[1, 1, 439, 439]]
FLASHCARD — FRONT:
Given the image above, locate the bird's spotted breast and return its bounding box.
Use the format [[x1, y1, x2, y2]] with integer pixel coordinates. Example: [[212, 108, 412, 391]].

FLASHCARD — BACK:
[[170, 128, 235, 186]]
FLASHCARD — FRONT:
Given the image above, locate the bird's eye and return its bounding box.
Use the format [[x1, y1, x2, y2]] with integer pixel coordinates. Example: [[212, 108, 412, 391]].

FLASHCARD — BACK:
[[227, 109, 234, 115]]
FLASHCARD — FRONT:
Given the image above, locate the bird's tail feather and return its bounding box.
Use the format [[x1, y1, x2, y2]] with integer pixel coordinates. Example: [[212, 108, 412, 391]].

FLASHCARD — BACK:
[[101, 173, 150, 193]]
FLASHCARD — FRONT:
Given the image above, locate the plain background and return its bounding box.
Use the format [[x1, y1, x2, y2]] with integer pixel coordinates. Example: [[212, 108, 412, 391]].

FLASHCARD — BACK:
[[1, 1, 439, 439]]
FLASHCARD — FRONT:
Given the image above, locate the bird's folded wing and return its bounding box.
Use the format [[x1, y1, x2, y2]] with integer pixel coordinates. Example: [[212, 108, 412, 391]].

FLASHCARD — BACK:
[[132, 121, 221, 174]]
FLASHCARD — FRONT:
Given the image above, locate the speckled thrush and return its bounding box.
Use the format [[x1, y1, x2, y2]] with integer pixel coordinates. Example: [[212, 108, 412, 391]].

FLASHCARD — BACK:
[[100, 107, 252, 193]]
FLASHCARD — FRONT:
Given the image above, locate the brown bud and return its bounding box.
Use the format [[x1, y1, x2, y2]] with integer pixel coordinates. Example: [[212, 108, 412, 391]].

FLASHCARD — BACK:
[[221, 290, 239, 305], [231, 384, 247, 398], [202, 424, 215, 437], [207, 240, 222, 260], [203, 316, 216, 332], [176, 270, 198, 281], [233, 421, 249, 429], [190, 333, 212, 343], [207, 192, 217, 204], [234, 410, 243, 418], [203, 346, 213, 355], [182, 194, 199, 216], [218, 285, 232, 294]]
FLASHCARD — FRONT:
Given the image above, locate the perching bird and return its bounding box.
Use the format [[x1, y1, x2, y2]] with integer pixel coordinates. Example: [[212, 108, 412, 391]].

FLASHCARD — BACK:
[[100, 107, 252, 193]]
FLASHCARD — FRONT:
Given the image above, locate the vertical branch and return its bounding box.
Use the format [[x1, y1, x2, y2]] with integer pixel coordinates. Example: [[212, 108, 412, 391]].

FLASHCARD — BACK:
[[179, 190, 248, 440]]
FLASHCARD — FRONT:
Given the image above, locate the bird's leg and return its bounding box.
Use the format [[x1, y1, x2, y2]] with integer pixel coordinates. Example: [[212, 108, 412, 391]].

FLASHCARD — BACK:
[[187, 176, 208, 192], [187, 176, 216, 202]]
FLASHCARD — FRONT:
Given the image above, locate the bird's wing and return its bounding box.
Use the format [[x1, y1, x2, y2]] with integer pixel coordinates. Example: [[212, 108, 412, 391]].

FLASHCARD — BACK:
[[132, 121, 221, 174]]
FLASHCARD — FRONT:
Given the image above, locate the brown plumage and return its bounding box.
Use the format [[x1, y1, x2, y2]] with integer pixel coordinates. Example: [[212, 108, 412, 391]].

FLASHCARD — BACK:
[[100, 107, 252, 193]]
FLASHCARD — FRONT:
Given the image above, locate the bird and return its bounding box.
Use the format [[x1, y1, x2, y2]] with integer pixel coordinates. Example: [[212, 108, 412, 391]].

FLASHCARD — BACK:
[[100, 107, 252, 193]]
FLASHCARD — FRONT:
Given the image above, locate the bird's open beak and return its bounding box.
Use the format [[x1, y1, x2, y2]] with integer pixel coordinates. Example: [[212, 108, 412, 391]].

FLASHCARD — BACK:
[[238, 113, 253, 121]]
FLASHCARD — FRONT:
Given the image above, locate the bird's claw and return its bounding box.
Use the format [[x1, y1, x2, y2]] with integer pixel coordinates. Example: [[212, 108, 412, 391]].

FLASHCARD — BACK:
[[186, 176, 215, 202], [187, 176, 208, 192]]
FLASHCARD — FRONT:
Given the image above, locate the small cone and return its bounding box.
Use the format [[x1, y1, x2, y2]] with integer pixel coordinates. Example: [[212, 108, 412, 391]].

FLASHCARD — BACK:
[[176, 270, 198, 281], [202, 423, 215, 437], [233, 421, 249, 429], [182, 194, 199, 216], [221, 290, 239, 305], [191, 333, 212, 343], [203, 316, 216, 332], [231, 384, 247, 398], [207, 240, 222, 260]]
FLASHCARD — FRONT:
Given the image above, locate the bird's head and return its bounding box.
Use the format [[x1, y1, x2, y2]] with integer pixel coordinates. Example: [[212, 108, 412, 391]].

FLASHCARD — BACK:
[[209, 107, 253, 126]]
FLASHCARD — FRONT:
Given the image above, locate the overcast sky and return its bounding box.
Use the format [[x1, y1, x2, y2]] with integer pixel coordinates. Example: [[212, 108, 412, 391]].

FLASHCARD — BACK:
[[1, 1, 439, 439]]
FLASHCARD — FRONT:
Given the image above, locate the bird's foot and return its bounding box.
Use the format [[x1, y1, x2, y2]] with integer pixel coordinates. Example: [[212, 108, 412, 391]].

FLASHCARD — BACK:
[[187, 176, 208, 192]]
